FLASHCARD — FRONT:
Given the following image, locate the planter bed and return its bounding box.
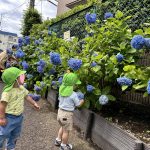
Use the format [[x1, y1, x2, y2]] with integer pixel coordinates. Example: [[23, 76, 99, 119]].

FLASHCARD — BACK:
[[74, 109, 150, 150], [73, 109, 94, 139], [47, 89, 150, 150], [91, 113, 143, 150], [121, 91, 150, 106]]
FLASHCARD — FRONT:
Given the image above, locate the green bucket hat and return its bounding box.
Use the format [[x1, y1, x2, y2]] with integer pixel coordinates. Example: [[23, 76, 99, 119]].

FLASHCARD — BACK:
[[59, 72, 81, 96], [2, 67, 26, 92]]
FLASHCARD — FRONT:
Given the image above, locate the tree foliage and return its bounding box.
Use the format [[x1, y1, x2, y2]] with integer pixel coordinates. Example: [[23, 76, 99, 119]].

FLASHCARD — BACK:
[[22, 8, 42, 36]]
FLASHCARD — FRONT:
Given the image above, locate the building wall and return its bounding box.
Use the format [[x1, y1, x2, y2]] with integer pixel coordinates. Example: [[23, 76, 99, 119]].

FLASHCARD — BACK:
[[57, 0, 75, 16], [0, 33, 18, 50]]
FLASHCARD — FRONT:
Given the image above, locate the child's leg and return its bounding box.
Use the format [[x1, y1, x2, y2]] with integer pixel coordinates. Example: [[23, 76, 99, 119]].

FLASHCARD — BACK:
[[6, 114, 23, 150], [61, 129, 69, 144], [57, 127, 63, 140], [0, 135, 6, 150], [6, 123, 22, 150], [55, 127, 63, 146]]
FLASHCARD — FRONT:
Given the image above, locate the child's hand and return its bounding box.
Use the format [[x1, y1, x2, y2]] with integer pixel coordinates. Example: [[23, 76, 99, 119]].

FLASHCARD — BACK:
[[33, 103, 40, 110], [0, 118, 7, 126]]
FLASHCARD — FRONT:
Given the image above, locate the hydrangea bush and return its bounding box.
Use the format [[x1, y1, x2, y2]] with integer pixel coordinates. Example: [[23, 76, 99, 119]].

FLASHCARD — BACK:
[[17, 11, 150, 110]]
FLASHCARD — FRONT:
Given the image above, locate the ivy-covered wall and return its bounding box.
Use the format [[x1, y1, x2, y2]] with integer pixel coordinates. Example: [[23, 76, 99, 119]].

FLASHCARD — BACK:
[[31, 0, 150, 40]]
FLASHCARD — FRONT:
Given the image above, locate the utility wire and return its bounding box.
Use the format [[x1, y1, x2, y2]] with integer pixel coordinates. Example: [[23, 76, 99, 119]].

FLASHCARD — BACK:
[[0, 0, 27, 30], [1, 1, 27, 15]]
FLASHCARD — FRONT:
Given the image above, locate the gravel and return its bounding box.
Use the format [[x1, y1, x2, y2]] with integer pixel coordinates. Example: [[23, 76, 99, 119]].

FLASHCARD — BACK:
[[15, 99, 96, 150]]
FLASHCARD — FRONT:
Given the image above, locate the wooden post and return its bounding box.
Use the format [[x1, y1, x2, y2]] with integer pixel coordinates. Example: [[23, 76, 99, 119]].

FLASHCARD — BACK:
[[134, 140, 143, 150], [84, 112, 94, 139]]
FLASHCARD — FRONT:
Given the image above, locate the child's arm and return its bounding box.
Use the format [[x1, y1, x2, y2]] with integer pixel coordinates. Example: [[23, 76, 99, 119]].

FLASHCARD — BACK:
[[0, 101, 7, 126], [77, 99, 84, 108], [25, 95, 40, 110]]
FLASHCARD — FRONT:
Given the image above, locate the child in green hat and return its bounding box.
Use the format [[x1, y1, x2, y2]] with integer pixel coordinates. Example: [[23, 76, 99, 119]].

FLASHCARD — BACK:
[[0, 67, 40, 150], [55, 70, 84, 150]]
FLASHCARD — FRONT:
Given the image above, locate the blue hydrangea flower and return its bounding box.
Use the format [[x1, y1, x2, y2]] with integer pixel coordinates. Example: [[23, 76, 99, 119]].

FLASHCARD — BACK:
[[15, 49, 25, 58], [85, 13, 97, 24], [33, 94, 41, 101], [35, 40, 40, 45], [27, 74, 33, 79], [6, 49, 13, 55], [34, 85, 41, 92], [28, 93, 41, 101], [39, 38, 43, 44], [68, 58, 82, 71], [91, 61, 97, 67], [147, 80, 150, 94], [99, 95, 109, 105], [104, 12, 113, 19], [18, 37, 23, 43], [49, 68, 56, 75], [51, 81, 56, 86], [6, 62, 11, 68], [48, 31, 52, 35], [117, 77, 132, 86], [37, 59, 46, 68], [22, 61, 29, 70], [50, 52, 61, 65], [28, 93, 34, 98], [37, 66, 44, 73], [145, 38, 150, 48], [76, 91, 84, 100], [87, 85, 94, 92], [58, 77, 63, 85], [18, 43, 23, 47], [24, 36, 30, 45], [116, 53, 124, 62], [131, 35, 146, 50]]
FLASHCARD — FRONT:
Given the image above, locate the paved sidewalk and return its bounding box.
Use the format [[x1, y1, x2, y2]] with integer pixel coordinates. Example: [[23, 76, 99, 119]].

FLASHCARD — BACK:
[[15, 99, 96, 150]]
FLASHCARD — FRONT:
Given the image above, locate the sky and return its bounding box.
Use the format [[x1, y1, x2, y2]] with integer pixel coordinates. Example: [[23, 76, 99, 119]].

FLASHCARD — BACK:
[[0, 0, 57, 36]]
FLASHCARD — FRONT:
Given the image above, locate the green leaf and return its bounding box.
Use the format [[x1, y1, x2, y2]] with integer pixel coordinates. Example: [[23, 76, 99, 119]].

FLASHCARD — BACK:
[[95, 101, 102, 111], [122, 85, 128, 91], [144, 28, 150, 35], [102, 86, 111, 95], [107, 95, 116, 101], [120, 42, 126, 49], [133, 83, 147, 90], [83, 63, 90, 67], [143, 92, 148, 98], [83, 100, 90, 108], [94, 88, 101, 95], [126, 48, 137, 54], [110, 55, 117, 64], [123, 65, 136, 72], [92, 66, 101, 72], [115, 10, 123, 18], [135, 29, 144, 35]]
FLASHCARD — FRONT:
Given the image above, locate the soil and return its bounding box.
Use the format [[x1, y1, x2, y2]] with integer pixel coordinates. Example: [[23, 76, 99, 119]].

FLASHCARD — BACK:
[[99, 102, 150, 144]]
